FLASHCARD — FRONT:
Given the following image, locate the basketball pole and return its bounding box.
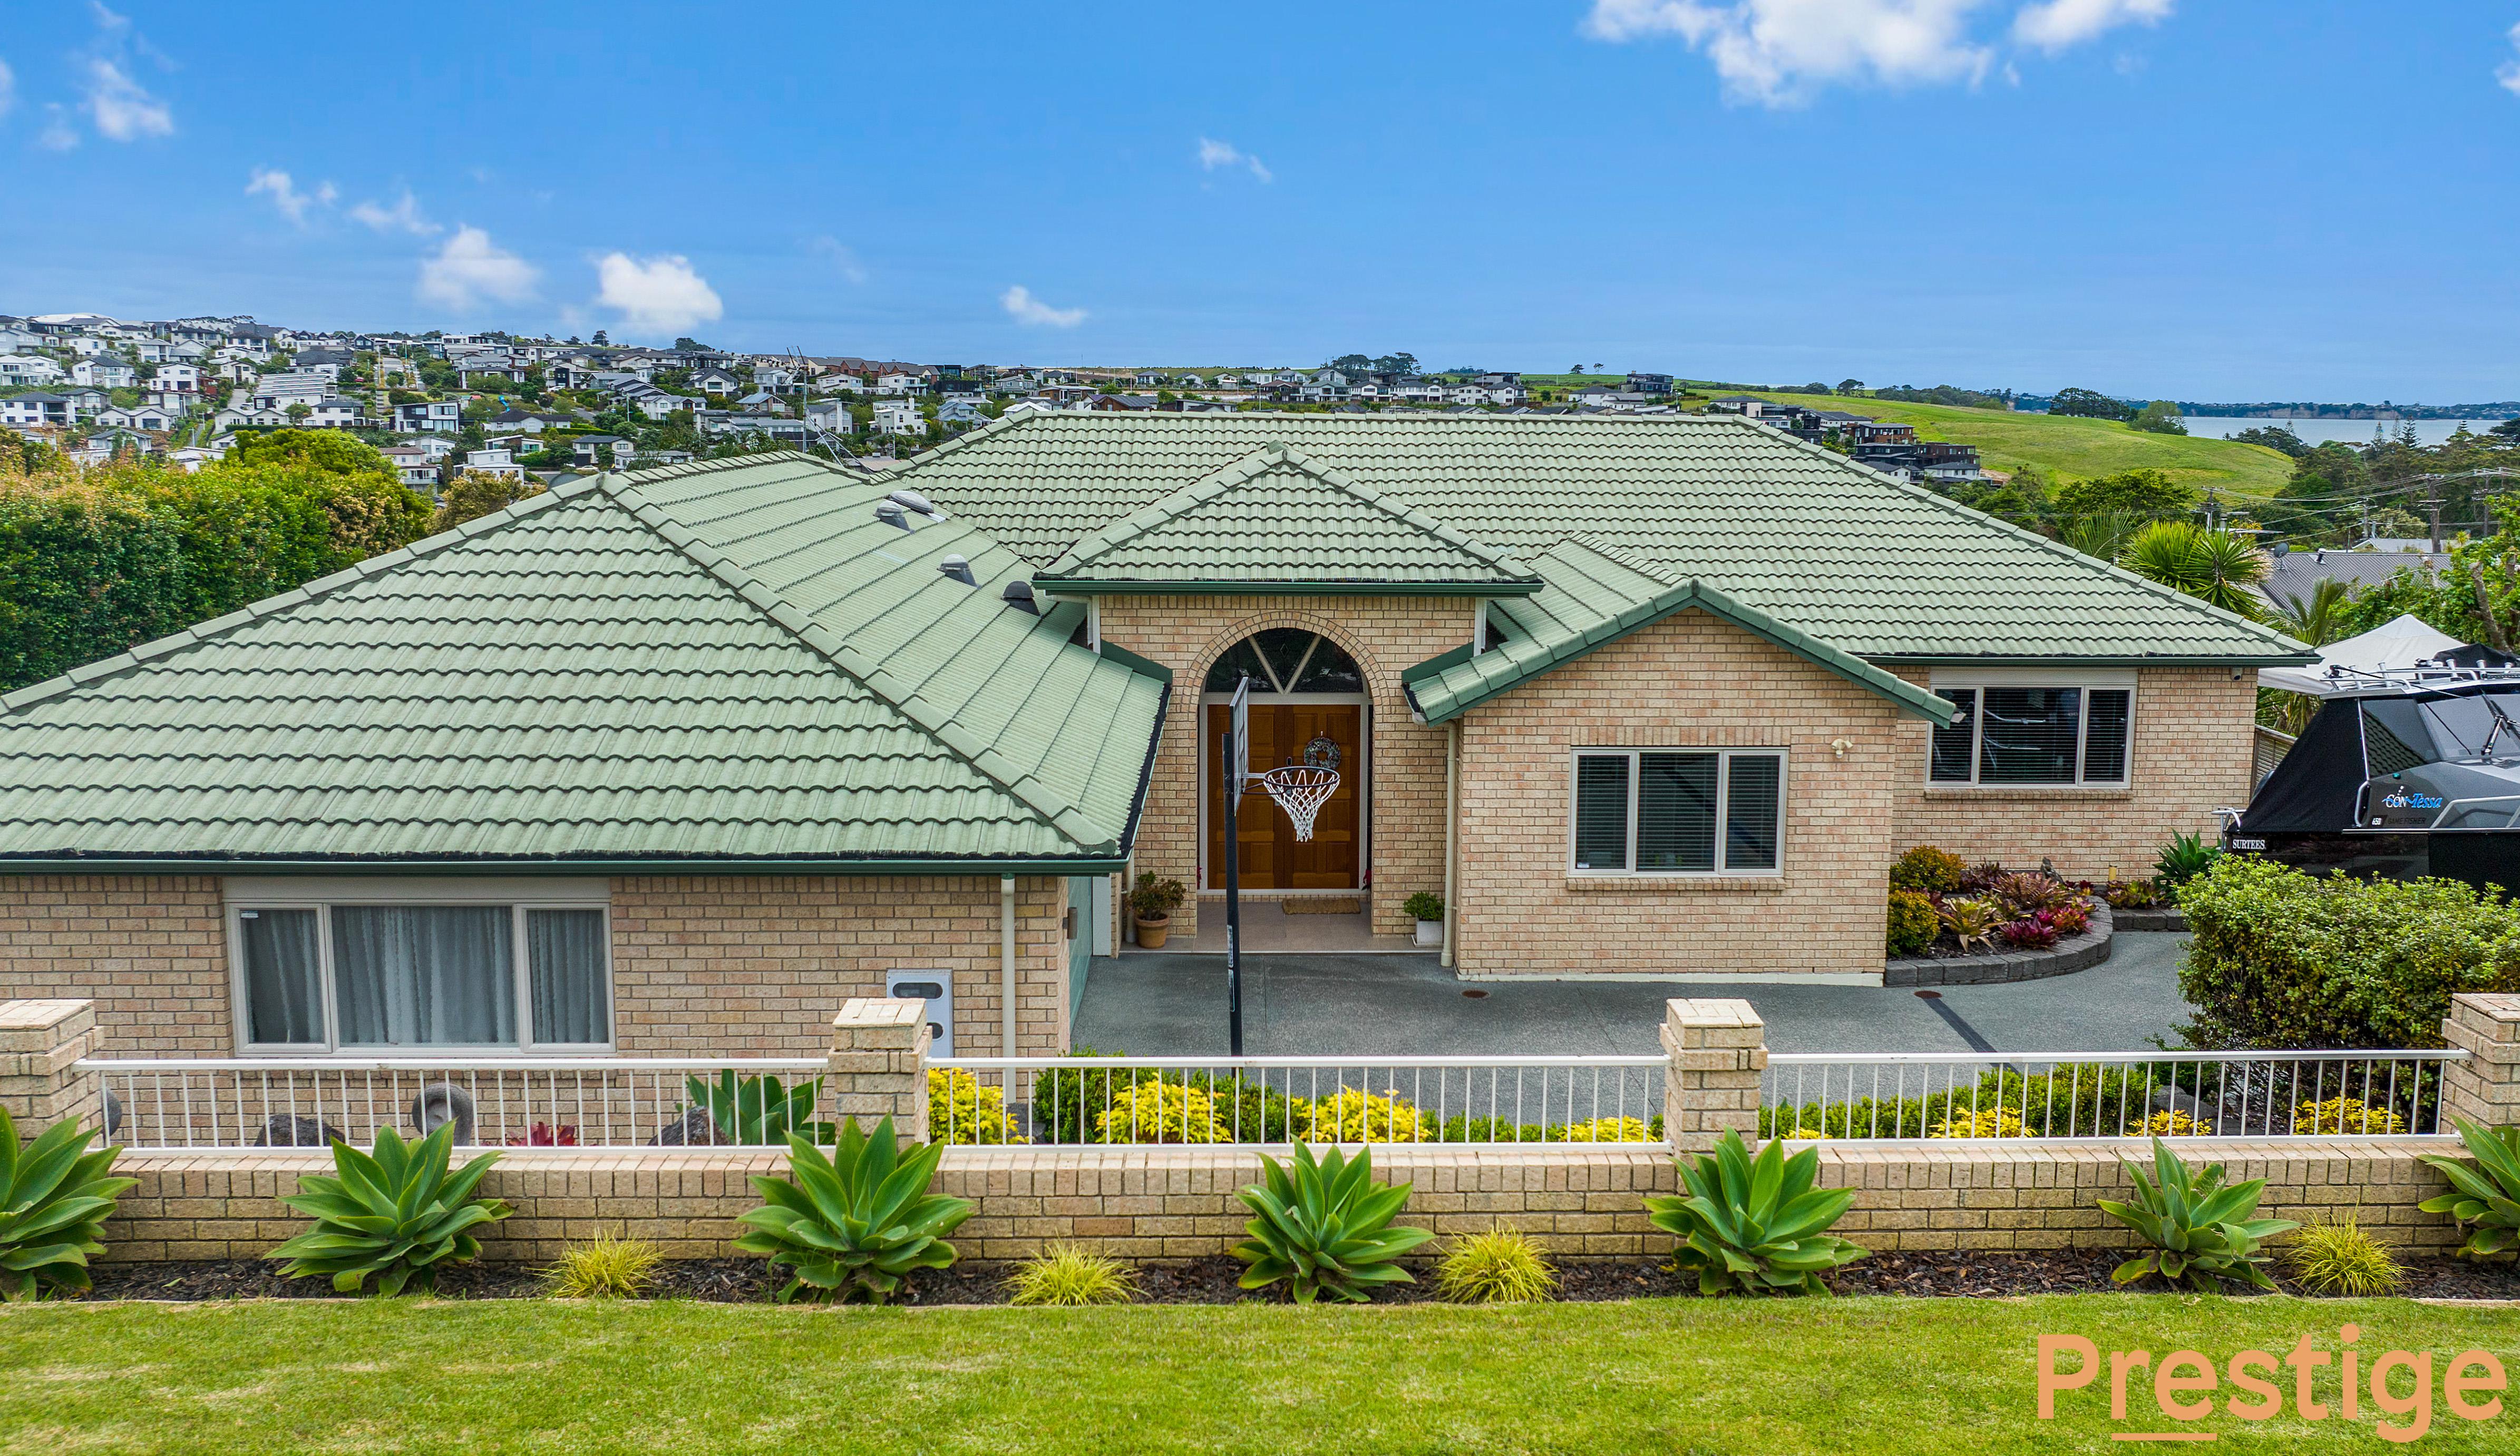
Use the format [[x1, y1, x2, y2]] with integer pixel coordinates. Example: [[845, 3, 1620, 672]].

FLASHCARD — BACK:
[[1222, 724, 1243, 1058]]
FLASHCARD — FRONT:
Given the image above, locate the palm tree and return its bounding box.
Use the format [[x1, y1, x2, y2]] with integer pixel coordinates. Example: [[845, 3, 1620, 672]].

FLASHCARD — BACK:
[[2268, 576, 2351, 648], [2057, 511, 2136, 562], [2115, 521, 2269, 619]]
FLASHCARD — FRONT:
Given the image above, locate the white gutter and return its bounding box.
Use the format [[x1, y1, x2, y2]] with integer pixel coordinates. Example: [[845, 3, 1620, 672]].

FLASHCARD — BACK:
[[1001, 874, 1018, 1056]]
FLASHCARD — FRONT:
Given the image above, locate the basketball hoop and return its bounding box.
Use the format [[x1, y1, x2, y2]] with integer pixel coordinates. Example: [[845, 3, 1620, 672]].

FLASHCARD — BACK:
[[1257, 764, 1340, 842]]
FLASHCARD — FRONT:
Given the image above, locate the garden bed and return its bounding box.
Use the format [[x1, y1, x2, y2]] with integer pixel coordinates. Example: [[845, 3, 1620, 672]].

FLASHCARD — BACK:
[[1884, 902, 2113, 986], [77, 1249, 2520, 1305]]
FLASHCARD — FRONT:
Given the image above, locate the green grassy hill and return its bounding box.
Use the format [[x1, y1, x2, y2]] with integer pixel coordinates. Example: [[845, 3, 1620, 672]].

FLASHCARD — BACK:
[[1739, 390, 2294, 501]]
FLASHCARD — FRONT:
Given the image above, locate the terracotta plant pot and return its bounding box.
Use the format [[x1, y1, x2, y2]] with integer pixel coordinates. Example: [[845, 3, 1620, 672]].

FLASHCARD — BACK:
[[1135, 914, 1171, 950]]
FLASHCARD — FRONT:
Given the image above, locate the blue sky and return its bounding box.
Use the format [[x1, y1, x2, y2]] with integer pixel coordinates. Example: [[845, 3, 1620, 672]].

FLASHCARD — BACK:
[[3, 2, 2517, 401]]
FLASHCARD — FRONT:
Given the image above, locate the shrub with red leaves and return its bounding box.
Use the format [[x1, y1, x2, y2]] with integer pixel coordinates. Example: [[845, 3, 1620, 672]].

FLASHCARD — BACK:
[[505, 1122, 580, 1147], [1997, 916, 2060, 950]]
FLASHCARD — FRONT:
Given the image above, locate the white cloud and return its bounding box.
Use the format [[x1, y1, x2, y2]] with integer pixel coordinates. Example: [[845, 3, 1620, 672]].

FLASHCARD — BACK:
[[2501, 22, 2520, 97], [417, 225, 540, 310], [246, 168, 334, 226], [1000, 285, 1087, 328], [81, 56, 171, 140], [351, 189, 440, 236], [810, 234, 868, 284], [594, 251, 724, 335], [1581, 1, 1994, 105], [2011, 0, 2170, 51], [1196, 136, 1273, 183], [89, 2, 130, 36], [0, 57, 16, 120], [38, 103, 79, 151]]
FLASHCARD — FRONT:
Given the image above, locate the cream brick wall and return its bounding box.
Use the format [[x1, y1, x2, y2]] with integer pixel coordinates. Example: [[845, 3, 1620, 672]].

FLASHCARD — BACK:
[[0, 876, 229, 1053], [1453, 610, 1908, 979], [95, 1139, 2460, 1264], [1887, 666, 2257, 880], [1095, 593, 1474, 936], [0, 874, 1071, 1058]]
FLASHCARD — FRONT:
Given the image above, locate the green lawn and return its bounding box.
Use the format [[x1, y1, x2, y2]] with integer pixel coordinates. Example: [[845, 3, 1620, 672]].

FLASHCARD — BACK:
[[1740, 391, 2297, 500], [5, 1295, 2517, 1453]]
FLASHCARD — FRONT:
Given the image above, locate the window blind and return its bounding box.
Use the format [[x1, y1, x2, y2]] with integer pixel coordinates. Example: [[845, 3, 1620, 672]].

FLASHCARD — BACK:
[[1637, 753, 1718, 872], [1572, 754, 1632, 871]]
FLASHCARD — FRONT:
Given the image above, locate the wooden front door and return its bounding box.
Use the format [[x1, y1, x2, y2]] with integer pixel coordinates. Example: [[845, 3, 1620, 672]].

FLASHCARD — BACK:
[[1205, 702, 1363, 890]]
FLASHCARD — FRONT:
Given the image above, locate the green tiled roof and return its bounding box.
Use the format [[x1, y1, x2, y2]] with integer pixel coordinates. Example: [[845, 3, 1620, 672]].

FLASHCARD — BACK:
[[1034, 443, 1539, 594], [0, 458, 1167, 871], [890, 413, 2311, 665], [1403, 539, 1956, 725]]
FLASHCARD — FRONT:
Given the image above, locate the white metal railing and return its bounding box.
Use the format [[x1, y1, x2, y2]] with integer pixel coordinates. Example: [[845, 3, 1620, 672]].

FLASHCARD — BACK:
[[929, 1055, 1670, 1148], [82, 1057, 825, 1151], [1760, 1049, 2468, 1143]]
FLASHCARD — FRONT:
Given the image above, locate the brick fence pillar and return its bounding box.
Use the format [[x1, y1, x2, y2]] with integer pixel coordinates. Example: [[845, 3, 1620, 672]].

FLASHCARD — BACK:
[[0, 999, 101, 1134], [2441, 992, 2520, 1129], [829, 998, 931, 1142], [1661, 998, 1766, 1155]]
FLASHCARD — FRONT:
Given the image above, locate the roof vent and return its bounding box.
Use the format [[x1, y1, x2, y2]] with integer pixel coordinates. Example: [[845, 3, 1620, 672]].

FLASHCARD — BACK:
[[874, 502, 911, 530], [1001, 579, 1039, 614], [938, 554, 975, 585], [889, 489, 943, 519]]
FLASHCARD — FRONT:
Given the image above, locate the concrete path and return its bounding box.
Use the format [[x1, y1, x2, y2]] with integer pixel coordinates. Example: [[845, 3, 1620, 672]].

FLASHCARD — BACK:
[[1072, 931, 2195, 1057]]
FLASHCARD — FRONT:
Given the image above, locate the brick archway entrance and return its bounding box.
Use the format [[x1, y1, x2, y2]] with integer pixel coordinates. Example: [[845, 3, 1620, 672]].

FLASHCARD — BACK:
[[1198, 628, 1367, 892]]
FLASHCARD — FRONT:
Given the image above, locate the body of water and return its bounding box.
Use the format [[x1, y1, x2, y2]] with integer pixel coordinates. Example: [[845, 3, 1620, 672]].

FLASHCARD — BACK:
[[2181, 416, 2507, 448]]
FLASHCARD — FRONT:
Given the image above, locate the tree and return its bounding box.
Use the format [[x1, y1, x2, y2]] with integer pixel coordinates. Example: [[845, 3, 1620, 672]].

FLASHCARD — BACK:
[[2131, 401, 2188, 436], [284, 403, 313, 425], [673, 337, 709, 352], [2049, 387, 2136, 421], [1836, 379, 1865, 394], [1569, 365, 1584, 375], [591, 330, 609, 346], [2493, 417, 2520, 441], [430, 470, 546, 533], [1330, 354, 1371, 375], [2232, 425, 2310, 458], [1369, 353, 1418, 376], [2055, 467, 2197, 522], [2268, 576, 2352, 648], [229, 429, 396, 477], [2116, 521, 2268, 618], [1798, 382, 1832, 395]]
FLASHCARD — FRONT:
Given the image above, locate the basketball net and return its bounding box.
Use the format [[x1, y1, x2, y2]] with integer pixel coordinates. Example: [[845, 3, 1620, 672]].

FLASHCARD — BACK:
[[1256, 765, 1339, 842]]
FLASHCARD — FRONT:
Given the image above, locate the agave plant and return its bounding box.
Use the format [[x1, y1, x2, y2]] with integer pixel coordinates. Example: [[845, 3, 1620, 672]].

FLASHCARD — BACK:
[[0, 1105, 136, 1301], [1643, 1131, 1867, 1296], [2154, 830, 2223, 890], [2098, 1138, 2297, 1291], [2418, 1117, 2520, 1260], [734, 1118, 972, 1303], [267, 1123, 511, 1295], [1937, 896, 2002, 953], [1232, 1142, 1434, 1303], [680, 1070, 835, 1147]]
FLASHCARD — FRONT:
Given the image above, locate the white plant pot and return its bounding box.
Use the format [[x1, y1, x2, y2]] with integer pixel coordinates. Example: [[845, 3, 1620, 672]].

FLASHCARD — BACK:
[[1414, 918, 1443, 947]]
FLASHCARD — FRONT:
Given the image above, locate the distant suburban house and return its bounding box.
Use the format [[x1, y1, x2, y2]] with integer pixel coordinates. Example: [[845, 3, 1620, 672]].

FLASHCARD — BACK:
[[0, 354, 65, 386], [631, 392, 702, 421], [571, 435, 633, 467], [1625, 373, 1675, 396], [0, 393, 77, 427], [2258, 548, 2436, 611], [871, 399, 924, 435], [378, 445, 440, 489], [937, 398, 991, 427], [303, 398, 368, 429], [72, 357, 138, 389], [460, 447, 524, 481], [691, 368, 742, 395], [395, 399, 463, 433]]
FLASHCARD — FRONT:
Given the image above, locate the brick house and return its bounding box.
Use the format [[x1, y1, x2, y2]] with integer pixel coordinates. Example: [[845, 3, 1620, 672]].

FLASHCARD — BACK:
[[0, 415, 2307, 1059]]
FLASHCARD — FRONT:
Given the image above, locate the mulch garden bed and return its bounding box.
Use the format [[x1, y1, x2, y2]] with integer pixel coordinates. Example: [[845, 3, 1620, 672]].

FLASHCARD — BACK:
[[76, 1252, 2520, 1305]]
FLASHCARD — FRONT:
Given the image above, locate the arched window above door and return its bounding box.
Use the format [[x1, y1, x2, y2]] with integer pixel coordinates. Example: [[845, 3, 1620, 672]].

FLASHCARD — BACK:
[[1202, 628, 1364, 694]]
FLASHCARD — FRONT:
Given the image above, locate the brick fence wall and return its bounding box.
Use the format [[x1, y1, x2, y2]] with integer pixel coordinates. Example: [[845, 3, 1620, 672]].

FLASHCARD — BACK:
[[23, 994, 2507, 1268]]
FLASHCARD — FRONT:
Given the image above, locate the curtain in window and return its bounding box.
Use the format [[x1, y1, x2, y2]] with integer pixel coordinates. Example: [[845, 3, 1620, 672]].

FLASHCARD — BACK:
[[1637, 753, 1718, 871], [1573, 755, 1631, 870], [333, 905, 515, 1047], [239, 907, 324, 1045], [2083, 689, 2132, 782], [527, 908, 609, 1045], [1979, 687, 2081, 784], [1723, 755, 1783, 870], [1930, 689, 1977, 781]]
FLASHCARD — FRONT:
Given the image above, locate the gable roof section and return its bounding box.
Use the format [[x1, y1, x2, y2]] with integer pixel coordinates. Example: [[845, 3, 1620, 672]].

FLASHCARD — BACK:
[[1034, 442, 1540, 595], [0, 458, 1167, 871], [1404, 538, 1956, 725], [887, 412, 2311, 665]]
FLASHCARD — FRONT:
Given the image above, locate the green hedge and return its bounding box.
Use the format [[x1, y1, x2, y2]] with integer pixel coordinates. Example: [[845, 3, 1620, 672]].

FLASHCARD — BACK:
[[2176, 856, 2520, 1050], [0, 432, 427, 691]]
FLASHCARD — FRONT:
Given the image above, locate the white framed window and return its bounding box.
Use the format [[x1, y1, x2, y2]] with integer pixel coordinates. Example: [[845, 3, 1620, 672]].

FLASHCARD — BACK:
[[226, 878, 612, 1054], [1928, 671, 2134, 787], [1569, 749, 1785, 876]]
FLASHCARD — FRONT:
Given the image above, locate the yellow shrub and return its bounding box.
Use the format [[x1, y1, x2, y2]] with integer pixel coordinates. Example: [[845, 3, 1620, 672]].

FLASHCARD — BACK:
[[1292, 1090, 1431, 1144], [2136, 1110, 2202, 1137], [2292, 1098, 2406, 1136], [1930, 1109, 2026, 1139], [1555, 1117, 1653, 1143], [927, 1068, 1028, 1145], [1094, 1081, 1224, 1144]]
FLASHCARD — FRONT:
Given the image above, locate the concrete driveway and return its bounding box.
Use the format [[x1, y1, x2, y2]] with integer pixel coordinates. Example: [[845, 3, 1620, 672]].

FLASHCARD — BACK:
[[1072, 932, 2195, 1057]]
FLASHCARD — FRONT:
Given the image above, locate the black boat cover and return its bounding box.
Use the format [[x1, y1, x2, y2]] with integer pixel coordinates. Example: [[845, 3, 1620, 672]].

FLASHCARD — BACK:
[[2239, 698, 2367, 833]]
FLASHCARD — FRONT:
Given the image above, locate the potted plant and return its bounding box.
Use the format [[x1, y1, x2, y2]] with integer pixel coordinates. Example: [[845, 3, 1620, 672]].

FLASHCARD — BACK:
[[1129, 872, 1186, 950], [1403, 892, 1445, 947]]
